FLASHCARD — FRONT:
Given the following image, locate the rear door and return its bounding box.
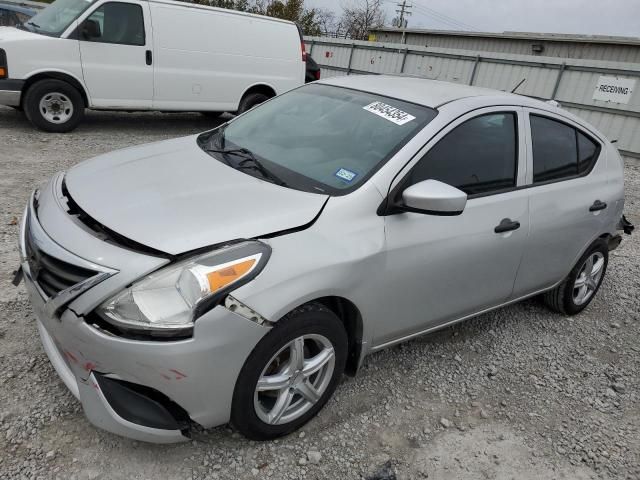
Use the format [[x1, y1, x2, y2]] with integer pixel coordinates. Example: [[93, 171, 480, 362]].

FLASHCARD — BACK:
[[512, 109, 608, 297], [76, 0, 153, 108]]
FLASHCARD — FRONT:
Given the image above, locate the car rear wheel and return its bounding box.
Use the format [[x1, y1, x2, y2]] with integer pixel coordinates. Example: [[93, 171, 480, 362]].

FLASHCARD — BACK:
[[231, 302, 347, 440], [24, 79, 84, 133], [543, 240, 608, 315]]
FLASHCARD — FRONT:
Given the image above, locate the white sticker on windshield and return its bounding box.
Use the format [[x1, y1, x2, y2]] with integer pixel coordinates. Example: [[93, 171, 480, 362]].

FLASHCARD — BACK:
[[363, 101, 416, 126]]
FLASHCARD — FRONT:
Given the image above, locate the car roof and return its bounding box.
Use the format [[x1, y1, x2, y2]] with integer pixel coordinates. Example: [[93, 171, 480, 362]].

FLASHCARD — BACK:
[[0, 2, 34, 14], [318, 75, 542, 109]]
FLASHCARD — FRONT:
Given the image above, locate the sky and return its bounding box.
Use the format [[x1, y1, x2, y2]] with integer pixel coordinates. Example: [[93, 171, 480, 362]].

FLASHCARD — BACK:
[[305, 0, 640, 38]]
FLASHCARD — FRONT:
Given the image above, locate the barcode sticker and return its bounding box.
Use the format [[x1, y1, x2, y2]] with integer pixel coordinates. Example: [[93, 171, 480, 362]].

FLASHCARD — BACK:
[[363, 101, 416, 126]]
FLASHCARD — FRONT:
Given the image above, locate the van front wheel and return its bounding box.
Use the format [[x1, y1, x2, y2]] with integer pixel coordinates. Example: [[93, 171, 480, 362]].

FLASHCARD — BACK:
[[24, 79, 84, 133]]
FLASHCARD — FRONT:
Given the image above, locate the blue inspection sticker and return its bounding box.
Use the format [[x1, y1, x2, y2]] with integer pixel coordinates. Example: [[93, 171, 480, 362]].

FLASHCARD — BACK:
[[335, 168, 358, 183]]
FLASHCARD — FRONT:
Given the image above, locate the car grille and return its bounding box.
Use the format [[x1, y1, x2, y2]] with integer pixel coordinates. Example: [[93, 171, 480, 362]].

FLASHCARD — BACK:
[[25, 224, 97, 299]]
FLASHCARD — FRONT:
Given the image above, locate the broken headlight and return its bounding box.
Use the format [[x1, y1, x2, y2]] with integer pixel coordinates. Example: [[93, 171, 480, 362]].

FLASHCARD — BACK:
[[96, 241, 271, 337]]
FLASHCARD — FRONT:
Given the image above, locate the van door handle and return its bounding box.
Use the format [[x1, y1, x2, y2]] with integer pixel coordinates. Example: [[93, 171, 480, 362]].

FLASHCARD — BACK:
[[145, 50, 152, 66], [494, 218, 521, 234], [589, 200, 607, 212]]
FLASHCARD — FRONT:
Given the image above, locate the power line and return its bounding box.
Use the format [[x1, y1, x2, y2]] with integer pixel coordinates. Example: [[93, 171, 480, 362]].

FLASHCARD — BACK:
[[383, 0, 479, 32], [409, 2, 479, 31]]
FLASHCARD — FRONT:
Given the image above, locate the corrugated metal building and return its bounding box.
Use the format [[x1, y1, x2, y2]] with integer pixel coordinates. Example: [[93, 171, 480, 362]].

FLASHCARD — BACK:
[[305, 36, 640, 156], [368, 28, 640, 63]]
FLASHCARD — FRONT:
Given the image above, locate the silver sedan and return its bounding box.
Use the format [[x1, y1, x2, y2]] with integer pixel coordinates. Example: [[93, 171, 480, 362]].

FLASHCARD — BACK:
[[16, 75, 632, 442]]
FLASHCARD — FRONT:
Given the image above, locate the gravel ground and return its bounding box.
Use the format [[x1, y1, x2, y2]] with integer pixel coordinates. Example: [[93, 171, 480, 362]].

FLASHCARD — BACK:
[[0, 106, 639, 480]]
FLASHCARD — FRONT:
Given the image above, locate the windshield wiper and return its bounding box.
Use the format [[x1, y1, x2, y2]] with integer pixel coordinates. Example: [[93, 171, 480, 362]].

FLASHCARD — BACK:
[[205, 147, 288, 187], [27, 21, 40, 28]]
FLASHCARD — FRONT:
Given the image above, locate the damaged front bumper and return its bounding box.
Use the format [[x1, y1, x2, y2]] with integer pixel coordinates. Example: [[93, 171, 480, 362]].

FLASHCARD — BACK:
[[18, 182, 271, 443]]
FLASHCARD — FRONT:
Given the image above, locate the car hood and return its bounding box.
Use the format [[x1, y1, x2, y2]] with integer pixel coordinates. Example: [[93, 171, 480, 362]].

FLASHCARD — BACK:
[[64, 136, 329, 255]]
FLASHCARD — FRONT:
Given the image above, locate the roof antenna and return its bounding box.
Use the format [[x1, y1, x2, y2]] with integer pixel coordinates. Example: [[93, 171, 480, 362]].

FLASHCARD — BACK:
[[511, 78, 526, 94]]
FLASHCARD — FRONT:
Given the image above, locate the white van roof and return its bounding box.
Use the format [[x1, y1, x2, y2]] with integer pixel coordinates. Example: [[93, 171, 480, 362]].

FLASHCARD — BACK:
[[148, 0, 297, 26]]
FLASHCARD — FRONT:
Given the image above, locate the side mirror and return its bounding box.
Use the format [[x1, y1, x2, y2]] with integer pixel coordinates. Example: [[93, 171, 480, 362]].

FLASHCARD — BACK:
[[401, 179, 467, 215], [80, 19, 101, 40]]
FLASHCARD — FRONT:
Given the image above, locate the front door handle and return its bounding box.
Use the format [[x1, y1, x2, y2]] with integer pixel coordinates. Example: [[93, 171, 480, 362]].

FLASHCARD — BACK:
[[145, 50, 152, 66], [494, 218, 521, 234], [589, 200, 607, 212]]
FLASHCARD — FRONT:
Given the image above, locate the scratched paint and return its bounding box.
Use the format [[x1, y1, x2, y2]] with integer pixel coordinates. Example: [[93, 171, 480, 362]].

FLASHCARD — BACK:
[[169, 369, 188, 380]]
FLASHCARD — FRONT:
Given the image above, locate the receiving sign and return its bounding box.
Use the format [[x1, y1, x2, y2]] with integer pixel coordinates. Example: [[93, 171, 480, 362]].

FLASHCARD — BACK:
[[593, 76, 636, 104]]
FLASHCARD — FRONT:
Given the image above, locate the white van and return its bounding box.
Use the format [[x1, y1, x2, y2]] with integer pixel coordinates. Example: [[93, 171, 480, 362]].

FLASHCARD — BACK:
[[0, 0, 306, 132]]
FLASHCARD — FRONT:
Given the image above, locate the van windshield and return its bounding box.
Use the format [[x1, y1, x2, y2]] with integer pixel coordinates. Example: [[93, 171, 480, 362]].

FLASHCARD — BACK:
[[24, 0, 96, 36], [198, 84, 437, 195]]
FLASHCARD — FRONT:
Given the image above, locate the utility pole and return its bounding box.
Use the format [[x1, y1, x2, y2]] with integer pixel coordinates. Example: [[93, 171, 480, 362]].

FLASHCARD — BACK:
[[395, 0, 412, 44]]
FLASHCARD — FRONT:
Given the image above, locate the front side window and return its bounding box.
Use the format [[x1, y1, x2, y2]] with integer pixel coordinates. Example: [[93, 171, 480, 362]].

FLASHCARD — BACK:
[[531, 115, 600, 183], [25, 0, 97, 36], [0, 10, 10, 27], [198, 84, 437, 194], [82, 2, 145, 46], [405, 112, 518, 196]]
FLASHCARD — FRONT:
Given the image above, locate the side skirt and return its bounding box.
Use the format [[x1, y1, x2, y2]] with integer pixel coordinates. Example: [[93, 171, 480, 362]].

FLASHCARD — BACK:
[[370, 283, 561, 352]]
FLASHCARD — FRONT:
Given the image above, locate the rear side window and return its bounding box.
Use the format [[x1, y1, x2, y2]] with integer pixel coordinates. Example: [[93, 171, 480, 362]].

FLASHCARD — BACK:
[[83, 2, 145, 46], [531, 115, 600, 183], [406, 112, 518, 196]]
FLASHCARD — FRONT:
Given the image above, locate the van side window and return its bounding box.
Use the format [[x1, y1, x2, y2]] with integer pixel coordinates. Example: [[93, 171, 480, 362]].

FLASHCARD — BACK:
[[83, 2, 145, 46], [0, 9, 10, 27], [530, 115, 600, 183], [406, 112, 518, 196]]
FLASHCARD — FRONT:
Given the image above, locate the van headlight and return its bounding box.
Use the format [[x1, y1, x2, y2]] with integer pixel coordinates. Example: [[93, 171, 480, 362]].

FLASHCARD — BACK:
[[96, 241, 271, 337]]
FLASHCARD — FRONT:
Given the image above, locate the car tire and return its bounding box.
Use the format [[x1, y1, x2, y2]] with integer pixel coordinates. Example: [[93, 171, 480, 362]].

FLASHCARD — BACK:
[[237, 92, 270, 115], [543, 239, 608, 315], [24, 79, 84, 133], [231, 302, 347, 440]]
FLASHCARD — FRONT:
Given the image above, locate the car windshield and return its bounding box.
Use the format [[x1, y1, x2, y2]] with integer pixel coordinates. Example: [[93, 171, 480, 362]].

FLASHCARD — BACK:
[[24, 0, 96, 36], [198, 84, 437, 195]]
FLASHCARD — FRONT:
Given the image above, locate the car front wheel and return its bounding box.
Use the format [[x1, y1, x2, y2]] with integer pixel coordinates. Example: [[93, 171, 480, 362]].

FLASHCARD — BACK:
[[231, 302, 347, 440]]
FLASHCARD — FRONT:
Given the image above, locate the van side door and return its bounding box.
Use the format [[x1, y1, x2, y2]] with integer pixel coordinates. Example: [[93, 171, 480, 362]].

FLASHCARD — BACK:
[[75, 0, 153, 108], [511, 109, 609, 297]]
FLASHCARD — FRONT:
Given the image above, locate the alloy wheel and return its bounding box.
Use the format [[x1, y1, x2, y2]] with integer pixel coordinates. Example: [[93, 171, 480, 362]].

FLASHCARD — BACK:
[[572, 251, 605, 305], [254, 334, 335, 426]]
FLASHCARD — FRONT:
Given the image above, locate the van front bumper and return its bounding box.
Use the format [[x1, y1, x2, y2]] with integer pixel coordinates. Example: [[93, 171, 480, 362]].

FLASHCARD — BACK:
[[19, 188, 271, 443], [0, 79, 24, 107]]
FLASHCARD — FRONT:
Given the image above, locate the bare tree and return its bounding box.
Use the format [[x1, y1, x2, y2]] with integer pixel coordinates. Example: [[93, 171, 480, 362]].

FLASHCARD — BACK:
[[314, 8, 337, 36], [339, 0, 385, 40]]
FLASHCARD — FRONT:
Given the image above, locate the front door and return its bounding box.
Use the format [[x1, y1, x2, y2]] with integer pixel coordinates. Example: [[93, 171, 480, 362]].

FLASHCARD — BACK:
[[77, 0, 153, 108], [377, 108, 529, 346]]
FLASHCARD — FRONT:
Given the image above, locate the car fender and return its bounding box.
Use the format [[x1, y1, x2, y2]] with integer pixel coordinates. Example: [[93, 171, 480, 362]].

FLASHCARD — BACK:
[[231, 183, 387, 354], [23, 68, 91, 105]]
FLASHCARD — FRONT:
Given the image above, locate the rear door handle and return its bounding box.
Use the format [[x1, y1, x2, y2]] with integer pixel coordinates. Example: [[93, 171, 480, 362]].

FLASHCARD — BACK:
[[145, 50, 152, 65], [589, 200, 607, 212], [494, 218, 521, 234]]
